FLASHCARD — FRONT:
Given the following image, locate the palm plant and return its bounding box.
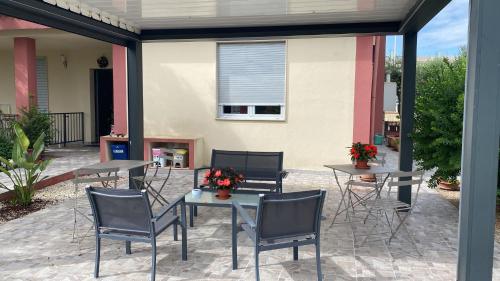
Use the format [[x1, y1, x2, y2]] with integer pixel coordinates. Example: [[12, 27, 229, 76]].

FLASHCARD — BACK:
[[0, 124, 51, 206]]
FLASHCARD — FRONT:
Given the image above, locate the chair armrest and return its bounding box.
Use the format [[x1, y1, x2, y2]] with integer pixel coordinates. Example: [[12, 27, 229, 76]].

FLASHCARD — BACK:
[[193, 166, 211, 189], [232, 201, 256, 229], [152, 195, 185, 222]]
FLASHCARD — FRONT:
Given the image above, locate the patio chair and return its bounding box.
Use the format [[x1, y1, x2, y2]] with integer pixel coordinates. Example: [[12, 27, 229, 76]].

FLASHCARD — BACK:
[[358, 170, 424, 255], [232, 190, 326, 281], [132, 155, 173, 207], [72, 167, 120, 247], [85, 186, 187, 281]]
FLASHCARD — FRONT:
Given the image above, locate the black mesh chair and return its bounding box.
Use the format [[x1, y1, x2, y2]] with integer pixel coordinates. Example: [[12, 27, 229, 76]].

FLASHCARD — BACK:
[[232, 190, 326, 281], [86, 187, 187, 281]]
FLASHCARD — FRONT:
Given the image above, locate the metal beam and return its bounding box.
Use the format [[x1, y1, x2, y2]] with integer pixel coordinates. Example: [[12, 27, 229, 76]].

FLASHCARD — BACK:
[[126, 41, 144, 174], [141, 22, 400, 41], [398, 31, 417, 204], [399, 0, 451, 33], [457, 0, 500, 279], [0, 0, 139, 46]]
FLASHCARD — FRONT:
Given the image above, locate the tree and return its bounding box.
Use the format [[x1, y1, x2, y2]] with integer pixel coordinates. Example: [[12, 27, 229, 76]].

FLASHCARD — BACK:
[[413, 50, 466, 188]]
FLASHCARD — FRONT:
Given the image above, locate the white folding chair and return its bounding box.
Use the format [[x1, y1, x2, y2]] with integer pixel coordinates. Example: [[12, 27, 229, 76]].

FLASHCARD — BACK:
[[359, 170, 425, 256], [72, 167, 120, 248]]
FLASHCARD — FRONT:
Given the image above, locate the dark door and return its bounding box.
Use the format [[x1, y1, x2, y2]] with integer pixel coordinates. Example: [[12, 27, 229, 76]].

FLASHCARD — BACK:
[[93, 69, 114, 142]]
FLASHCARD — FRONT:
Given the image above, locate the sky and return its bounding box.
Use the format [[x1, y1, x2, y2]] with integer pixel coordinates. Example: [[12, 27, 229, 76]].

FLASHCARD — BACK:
[[386, 0, 469, 57]]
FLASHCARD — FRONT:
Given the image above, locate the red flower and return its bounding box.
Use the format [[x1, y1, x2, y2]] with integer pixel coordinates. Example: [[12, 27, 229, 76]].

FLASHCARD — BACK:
[[202, 178, 209, 185], [214, 170, 222, 177], [354, 153, 360, 159], [204, 170, 211, 178]]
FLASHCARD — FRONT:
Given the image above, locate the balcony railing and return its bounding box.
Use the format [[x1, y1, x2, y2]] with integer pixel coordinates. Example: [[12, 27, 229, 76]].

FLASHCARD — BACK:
[[0, 112, 84, 146]]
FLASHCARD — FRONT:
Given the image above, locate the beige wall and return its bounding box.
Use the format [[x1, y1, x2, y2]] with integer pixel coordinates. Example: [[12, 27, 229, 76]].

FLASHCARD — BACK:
[[142, 37, 356, 169], [38, 48, 112, 142], [0, 46, 112, 142], [0, 50, 15, 114]]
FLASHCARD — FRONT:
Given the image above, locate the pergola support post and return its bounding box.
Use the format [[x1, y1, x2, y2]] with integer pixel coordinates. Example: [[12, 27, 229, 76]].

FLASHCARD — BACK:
[[457, 0, 500, 279], [127, 41, 144, 177], [398, 31, 417, 204]]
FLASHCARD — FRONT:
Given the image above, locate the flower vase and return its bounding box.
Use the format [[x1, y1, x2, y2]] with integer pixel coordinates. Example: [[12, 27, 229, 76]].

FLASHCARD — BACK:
[[355, 159, 370, 169], [217, 189, 231, 199]]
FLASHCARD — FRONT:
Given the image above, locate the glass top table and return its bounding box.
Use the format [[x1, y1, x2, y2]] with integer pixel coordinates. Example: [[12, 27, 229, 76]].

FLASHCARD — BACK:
[[184, 191, 260, 227]]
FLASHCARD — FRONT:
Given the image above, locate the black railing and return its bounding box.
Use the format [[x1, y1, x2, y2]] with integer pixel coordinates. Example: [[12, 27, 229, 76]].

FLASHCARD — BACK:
[[0, 114, 17, 130], [49, 112, 85, 145]]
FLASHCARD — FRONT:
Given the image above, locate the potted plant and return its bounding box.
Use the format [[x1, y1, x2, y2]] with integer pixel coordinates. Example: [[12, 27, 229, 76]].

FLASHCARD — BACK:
[[203, 167, 244, 199], [0, 124, 51, 207], [349, 142, 378, 169]]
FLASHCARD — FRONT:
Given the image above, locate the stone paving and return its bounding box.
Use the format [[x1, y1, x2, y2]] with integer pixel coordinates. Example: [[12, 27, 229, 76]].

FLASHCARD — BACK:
[[1, 147, 500, 280], [0, 145, 99, 194]]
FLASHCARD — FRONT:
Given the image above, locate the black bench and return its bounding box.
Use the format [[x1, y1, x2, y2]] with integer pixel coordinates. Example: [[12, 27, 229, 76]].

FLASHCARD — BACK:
[[194, 149, 287, 194]]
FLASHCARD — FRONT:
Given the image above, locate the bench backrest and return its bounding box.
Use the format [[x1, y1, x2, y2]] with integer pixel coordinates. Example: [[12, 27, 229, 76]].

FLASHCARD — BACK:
[[211, 150, 283, 181]]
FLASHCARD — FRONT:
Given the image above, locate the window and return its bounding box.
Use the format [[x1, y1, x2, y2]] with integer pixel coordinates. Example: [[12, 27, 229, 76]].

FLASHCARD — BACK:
[[217, 42, 286, 120]]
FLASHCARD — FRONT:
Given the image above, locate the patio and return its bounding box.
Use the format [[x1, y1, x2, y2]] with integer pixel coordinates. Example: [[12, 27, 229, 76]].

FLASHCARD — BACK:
[[1, 148, 499, 280]]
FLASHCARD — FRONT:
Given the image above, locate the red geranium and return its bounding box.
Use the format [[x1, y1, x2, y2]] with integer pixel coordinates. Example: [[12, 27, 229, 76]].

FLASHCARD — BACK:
[[204, 167, 244, 191], [348, 142, 378, 161]]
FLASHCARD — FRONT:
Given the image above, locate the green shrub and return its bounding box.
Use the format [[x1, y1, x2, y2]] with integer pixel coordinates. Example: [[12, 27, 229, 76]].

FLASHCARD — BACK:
[[0, 124, 51, 206], [0, 129, 13, 161], [15, 107, 52, 147], [413, 51, 466, 188]]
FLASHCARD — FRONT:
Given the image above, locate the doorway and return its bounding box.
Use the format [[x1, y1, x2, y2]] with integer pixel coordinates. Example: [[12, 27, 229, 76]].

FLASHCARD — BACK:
[[92, 69, 114, 143]]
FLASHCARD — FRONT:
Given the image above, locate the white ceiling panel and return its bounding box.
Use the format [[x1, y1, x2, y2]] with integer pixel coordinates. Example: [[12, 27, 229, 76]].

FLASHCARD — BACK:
[[75, 0, 418, 29]]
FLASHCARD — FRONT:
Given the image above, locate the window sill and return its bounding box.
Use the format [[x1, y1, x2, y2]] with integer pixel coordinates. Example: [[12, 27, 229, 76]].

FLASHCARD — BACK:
[[216, 117, 286, 122]]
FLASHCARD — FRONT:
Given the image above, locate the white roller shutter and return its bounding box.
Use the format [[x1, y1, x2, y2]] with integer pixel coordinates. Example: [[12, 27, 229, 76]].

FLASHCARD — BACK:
[[217, 42, 286, 105], [36, 57, 49, 112]]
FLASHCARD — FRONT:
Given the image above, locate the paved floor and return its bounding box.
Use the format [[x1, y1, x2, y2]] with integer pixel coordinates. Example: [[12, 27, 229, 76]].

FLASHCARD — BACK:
[[1, 147, 500, 280], [0, 145, 99, 194]]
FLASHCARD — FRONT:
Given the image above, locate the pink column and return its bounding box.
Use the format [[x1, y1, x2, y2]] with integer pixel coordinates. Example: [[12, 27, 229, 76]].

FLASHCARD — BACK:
[[371, 36, 386, 136], [352, 36, 374, 143], [112, 44, 127, 134], [14, 37, 37, 113]]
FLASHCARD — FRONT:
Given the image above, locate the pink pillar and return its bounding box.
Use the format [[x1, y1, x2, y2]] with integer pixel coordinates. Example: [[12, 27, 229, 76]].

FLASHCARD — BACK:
[[371, 36, 386, 136], [14, 37, 37, 113], [112, 44, 127, 134], [352, 36, 374, 143]]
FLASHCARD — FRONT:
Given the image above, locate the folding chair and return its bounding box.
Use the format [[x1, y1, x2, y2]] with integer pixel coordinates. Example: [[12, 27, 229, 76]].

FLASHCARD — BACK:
[[72, 167, 119, 248], [359, 170, 424, 256], [132, 155, 173, 207]]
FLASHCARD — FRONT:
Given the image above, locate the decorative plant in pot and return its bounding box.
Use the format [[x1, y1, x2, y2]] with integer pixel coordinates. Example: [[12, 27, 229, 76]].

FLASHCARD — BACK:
[[349, 142, 378, 169], [0, 124, 51, 207], [203, 167, 244, 199]]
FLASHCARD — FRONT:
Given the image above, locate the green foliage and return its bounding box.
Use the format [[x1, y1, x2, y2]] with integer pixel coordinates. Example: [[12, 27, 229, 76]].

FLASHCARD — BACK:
[[15, 107, 52, 147], [0, 129, 13, 161], [413, 51, 466, 188], [0, 124, 52, 206]]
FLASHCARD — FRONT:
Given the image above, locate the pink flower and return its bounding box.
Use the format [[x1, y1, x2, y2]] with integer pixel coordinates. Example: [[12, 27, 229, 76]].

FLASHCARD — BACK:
[[214, 170, 222, 177], [204, 170, 211, 177], [202, 179, 209, 185], [217, 180, 224, 186], [224, 179, 231, 186]]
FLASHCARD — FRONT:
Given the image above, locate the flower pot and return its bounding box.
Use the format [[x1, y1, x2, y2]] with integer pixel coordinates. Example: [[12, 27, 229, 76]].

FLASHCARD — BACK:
[[355, 159, 370, 169], [438, 180, 460, 191], [217, 189, 231, 200], [360, 174, 376, 182]]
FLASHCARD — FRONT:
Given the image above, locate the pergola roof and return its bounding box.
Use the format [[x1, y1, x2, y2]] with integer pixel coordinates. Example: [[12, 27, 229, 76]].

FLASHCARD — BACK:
[[0, 0, 451, 45]]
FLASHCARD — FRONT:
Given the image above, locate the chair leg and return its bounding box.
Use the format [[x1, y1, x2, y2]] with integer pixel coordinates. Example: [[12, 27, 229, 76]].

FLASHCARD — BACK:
[[151, 239, 157, 281], [125, 241, 131, 255], [315, 241, 322, 281], [95, 237, 101, 278], [181, 205, 188, 261], [255, 247, 260, 281], [232, 206, 238, 270], [172, 207, 178, 241], [293, 242, 298, 261]]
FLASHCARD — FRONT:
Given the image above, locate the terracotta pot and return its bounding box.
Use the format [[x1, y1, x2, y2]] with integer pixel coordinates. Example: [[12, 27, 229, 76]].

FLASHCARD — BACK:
[[355, 159, 370, 169], [439, 180, 460, 191], [217, 189, 231, 199], [360, 174, 376, 182]]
